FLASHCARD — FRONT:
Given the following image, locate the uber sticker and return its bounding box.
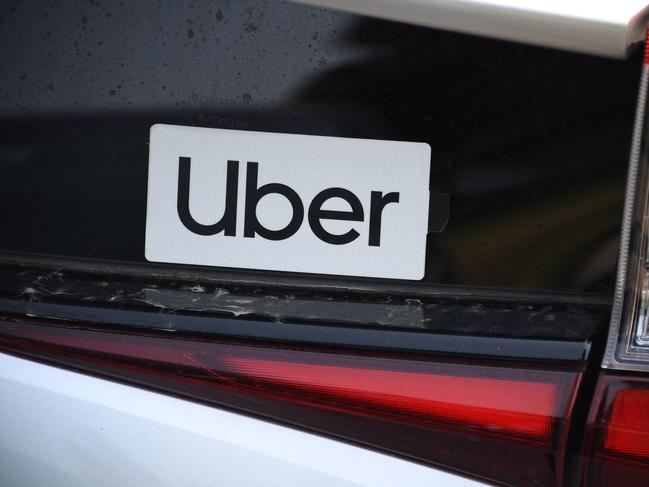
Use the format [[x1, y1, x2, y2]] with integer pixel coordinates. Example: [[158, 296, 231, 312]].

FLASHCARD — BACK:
[[145, 124, 432, 280]]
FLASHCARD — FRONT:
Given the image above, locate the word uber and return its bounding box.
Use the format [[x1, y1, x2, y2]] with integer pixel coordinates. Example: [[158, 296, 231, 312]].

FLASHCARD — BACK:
[[176, 157, 400, 246]]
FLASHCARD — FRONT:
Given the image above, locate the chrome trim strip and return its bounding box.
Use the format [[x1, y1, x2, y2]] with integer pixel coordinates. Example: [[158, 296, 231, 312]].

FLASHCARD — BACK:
[[294, 0, 649, 58]]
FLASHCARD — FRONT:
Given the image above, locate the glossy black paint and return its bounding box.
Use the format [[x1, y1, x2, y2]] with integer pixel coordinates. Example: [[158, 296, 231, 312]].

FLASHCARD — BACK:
[[0, 0, 641, 293], [0, 307, 593, 362], [0, 262, 604, 362]]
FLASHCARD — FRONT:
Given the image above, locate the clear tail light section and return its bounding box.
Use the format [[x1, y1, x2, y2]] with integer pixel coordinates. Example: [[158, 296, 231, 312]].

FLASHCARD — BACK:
[[604, 37, 649, 371], [0, 320, 582, 487], [581, 374, 649, 487], [589, 29, 649, 487]]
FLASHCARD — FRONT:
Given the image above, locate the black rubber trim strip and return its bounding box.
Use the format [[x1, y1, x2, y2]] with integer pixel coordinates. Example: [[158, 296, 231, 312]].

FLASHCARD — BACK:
[[0, 251, 611, 306]]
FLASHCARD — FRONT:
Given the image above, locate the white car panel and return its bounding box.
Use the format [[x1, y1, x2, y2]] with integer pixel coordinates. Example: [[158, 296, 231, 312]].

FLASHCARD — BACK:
[[0, 352, 486, 487], [295, 0, 649, 58]]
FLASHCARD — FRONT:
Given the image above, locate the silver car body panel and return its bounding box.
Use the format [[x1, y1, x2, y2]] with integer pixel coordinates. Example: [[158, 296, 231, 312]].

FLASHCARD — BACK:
[[0, 352, 487, 487]]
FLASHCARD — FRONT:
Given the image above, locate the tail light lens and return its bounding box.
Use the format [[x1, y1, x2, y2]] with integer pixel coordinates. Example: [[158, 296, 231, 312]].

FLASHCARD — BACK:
[[574, 31, 649, 487], [0, 320, 581, 487], [581, 374, 649, 487], [603, 35, 649, 371]]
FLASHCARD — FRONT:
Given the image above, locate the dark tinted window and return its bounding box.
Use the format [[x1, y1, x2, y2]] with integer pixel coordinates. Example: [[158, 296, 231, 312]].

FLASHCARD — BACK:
[[0, 0, 641, 292]]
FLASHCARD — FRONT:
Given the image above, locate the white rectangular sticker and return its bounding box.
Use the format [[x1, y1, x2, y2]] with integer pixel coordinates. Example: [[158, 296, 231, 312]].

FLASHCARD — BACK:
[[145, 124, 431, 280]]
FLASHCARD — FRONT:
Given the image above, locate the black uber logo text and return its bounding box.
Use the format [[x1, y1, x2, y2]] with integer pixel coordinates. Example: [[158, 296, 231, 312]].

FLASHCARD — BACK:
[[176, 157, 400, 246]]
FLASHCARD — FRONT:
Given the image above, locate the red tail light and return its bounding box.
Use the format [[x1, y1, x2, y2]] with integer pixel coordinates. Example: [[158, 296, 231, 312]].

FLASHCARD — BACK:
[[581, 375, 649, 486], [218, 350, 558, 438], [0, 320, 581, 487]]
